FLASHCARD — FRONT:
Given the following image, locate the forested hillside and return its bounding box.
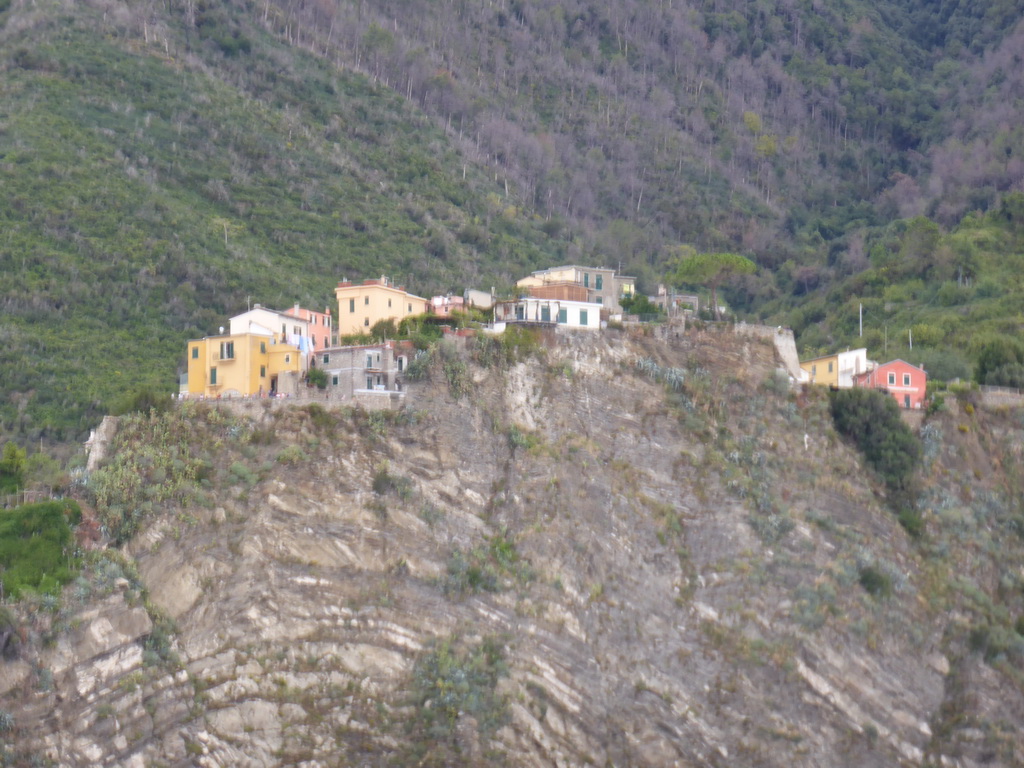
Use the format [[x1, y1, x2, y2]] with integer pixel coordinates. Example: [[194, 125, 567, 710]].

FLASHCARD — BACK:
[[1, 0, 1023, 442]]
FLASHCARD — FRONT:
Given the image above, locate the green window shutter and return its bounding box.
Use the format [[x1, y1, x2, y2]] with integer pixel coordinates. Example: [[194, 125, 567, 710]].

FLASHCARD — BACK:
[[580, 310, 588, 325], [558, 309, 567, 324]]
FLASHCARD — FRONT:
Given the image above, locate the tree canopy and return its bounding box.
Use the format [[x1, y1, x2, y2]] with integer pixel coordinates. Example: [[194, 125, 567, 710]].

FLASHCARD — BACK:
[[667, 251, 756, 319]]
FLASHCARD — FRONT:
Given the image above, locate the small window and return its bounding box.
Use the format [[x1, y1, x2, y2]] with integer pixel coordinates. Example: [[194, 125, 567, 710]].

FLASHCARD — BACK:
[[260, 341, 266, 354], [903, 373, 911, 386], [220, 341, 234, 360], [583, 273, 590, 288], [540, 306, 551, 322], [558, 308, 567, 324], [398, 357, 405, 372], [828, 361, 833, 373], [191, 346, 198, 359], [596, 275, 603, 290], [366, 354, 373, 368], [388, 299, 392, 308], [210, 367, 217, 385], [322, 354, 330, 364], [596, 296, 603, 305], [408, 303, 412, 312], [364, 296, 369, 305], [285, 354, 291, 363], [294, 325, 300, 335], [260, 365, 266, 378], [580, 309, 588, 326], [366, 376, 373, 389], [888, 372, 895, 385], [349, 299, 355, 312], [332, 375, 339, 386], [364, 317, 369, 326]]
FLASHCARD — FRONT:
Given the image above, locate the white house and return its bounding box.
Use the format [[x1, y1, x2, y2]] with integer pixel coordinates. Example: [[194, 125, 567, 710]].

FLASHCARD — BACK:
[[493, 297, 602, 329], [836, 348, 869, 388]]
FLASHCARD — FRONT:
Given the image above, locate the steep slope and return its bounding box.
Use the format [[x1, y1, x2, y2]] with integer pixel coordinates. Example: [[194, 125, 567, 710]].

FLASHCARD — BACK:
[[4, 327, 1023, 765]]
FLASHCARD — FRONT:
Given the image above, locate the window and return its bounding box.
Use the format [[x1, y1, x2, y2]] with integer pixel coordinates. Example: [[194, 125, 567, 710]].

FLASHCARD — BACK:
[[375, 353, 381, 364], [888, 372, 896, 385], [540, 306, 551, 322], [408, 303, 412, 312], [349, 299, 355, 312], [596, 297, 603, 305], [366, 376, 373, 389], [903, 373, 911, 386], [580, 309, 588, 326], [516, 305, 525, 320], [595, 275, 603, 290], [220, 341, 234, 360], [904, 395, 911, 408], [285, 354, 291, 363], [322, 354, 330, 364], [557, 308, 567, 324], [332, 375, 339, 386], [583, 272, 590, 288], [364, 317, 369, 326], [260, 365, 266, 378], [828, 361, 833, 373], [191, 346, 198, 359], [210, 367, 217, 385], [366, 353, 373, 368], [812, 365, 817, 376], [294, 325, 301, 335], [364, 296, 369, 305], [388, 299, 392, 308], [398, 357, 405, 372], [260, 341, 266, 354]]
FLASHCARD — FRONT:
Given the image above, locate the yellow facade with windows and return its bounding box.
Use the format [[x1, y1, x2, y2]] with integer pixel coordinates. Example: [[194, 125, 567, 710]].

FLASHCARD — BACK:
[[334, 277, 429, 337], [186, 333, 303, 397], [800, 353, 839, 387]]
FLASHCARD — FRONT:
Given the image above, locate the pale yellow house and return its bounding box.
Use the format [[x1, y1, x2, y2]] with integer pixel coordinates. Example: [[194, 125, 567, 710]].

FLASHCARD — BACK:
[[801, 353, 839, 387], [334, 276, 429, 336], [186, 333, 303, 397], [800, 348, 869, 388]]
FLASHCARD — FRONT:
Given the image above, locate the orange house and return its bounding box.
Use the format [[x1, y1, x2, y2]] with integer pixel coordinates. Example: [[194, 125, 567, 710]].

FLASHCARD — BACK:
[[854, 359, 928, 409]]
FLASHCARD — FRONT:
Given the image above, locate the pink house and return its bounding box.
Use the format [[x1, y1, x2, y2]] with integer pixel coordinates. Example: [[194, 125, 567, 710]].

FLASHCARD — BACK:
[[854, 359, 928, 409], [429, 294, 465, 317], [284, 304, 333, 352]]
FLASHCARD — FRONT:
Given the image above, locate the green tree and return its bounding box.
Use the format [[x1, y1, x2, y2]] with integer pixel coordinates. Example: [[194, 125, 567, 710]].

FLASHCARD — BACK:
[[667, 251, 756, 320], [830, 388, 920, 493], [975, 337, 1024, 385], [0, 443, 27, 494]]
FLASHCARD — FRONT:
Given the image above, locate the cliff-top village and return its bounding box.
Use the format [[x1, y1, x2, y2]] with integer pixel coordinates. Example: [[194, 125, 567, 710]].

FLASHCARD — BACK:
[[184, 264, 927, 411]]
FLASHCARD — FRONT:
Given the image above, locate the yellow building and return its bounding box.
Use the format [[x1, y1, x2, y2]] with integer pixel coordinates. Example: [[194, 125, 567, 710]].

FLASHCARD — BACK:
[[186, 333, 303, 397], [334, 276, 429, 336], [800, 353, 839, 387]]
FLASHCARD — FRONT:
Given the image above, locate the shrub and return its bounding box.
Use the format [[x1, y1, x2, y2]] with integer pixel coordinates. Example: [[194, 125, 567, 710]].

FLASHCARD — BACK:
[[306, 368, 328, 389], [112, 386, 173, 416], [0, 501, 81, 599], [830, 388, 921, 492], [858, 565, 892, 597], [275, 445, 307, 465], [407, 636, 509, 753]]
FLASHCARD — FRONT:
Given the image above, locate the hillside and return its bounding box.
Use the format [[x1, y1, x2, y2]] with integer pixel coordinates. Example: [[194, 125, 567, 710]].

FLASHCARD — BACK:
[[2, 328, 1024, 765], [2, 0, 1024, 445]]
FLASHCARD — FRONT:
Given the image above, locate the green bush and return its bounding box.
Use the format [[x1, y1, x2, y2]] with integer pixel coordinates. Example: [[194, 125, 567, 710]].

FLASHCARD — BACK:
[[858, 565, 892, 597], [0, 442, 26, 494], [407, 636, 509, 755], [306, 368, 328, 390], [0, 501, 81, 599], [830, 388, 921, 492]]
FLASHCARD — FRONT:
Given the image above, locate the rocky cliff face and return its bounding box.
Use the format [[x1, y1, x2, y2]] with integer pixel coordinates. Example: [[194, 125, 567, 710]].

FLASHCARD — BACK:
[[4, 326, 1024, 766]]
